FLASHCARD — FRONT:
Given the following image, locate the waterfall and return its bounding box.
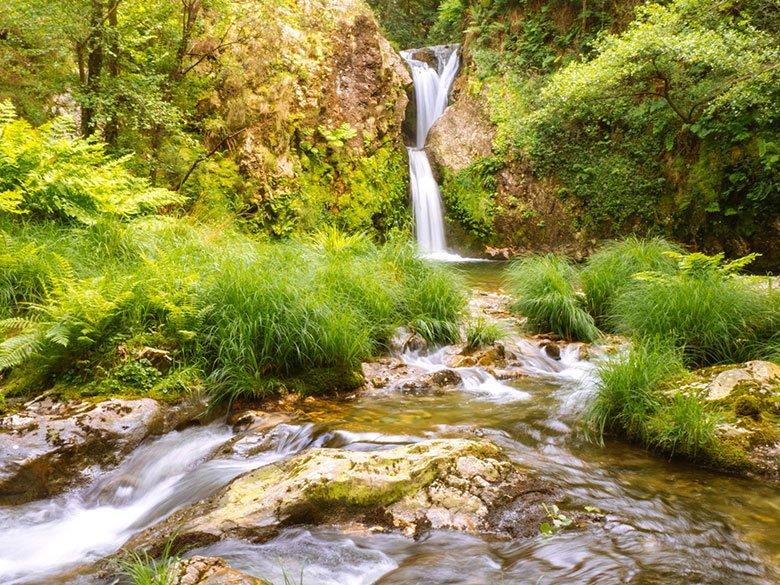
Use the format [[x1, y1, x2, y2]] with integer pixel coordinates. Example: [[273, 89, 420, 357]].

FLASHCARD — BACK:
[[401, 45, 460, 258]]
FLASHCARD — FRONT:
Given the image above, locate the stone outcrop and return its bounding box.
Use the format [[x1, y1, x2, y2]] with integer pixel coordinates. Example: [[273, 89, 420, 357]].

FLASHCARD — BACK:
[[126, 438, 552, 553], [676, 360, 779, 480], [427, 90, 494, 173], [206, 0, 410, 190], [173, 556, 269, 585], [0, 396, 203, 504]]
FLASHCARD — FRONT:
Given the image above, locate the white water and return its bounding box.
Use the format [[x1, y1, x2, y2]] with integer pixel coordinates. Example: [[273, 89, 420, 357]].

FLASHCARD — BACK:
[[401, 45, 460, 258], [0, 423, 319, 584]]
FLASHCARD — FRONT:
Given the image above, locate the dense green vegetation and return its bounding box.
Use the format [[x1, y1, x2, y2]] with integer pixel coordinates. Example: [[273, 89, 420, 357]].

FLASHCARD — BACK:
[[0, 106, 464, 408], [0, 214, 465, 405], [506, 255, 598, 342], [0, 0, 412, 240], [585, 340, 720, 461]]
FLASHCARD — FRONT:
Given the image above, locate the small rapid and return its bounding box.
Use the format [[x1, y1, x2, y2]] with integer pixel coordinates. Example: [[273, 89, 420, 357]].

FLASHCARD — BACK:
[[0, 423, 319, 584], [401, 45, 460, 258]]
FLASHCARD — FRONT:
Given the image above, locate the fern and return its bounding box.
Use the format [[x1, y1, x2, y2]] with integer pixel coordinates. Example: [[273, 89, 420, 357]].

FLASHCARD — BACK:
[[0, 101, 185, 224]]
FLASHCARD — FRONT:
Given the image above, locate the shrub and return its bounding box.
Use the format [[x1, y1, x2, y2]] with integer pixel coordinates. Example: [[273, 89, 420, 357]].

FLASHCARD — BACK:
[[0, 219, 466, 404], [506, 254, 599, 341], [465, 317, 506, 350], [581, 237, 680, 329], [585, 340, 684, 444], [613, 252, 779, 367]]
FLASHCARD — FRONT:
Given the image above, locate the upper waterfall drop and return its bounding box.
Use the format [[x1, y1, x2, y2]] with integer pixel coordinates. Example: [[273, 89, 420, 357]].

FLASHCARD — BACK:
[[401, 45, 461, 259]]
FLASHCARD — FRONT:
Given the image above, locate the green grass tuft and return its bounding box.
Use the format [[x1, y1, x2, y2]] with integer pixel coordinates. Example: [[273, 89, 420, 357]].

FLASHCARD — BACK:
[[506, 254, 599, 342], [465, 317, 506, 350], [580, 236, 680, 330]]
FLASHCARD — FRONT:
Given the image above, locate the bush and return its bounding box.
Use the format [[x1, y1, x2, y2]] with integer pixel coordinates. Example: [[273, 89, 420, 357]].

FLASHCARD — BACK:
[[612, 252, 779, 367], [506, 254, 599, 342], [580, 236, 680, 329], [648, 393, 718, 459], [586, 340, 684, 444], [465, 317, 505, 350]]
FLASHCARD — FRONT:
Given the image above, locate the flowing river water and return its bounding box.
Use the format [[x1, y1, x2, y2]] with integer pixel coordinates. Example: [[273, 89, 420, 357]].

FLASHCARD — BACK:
[[0, 263, 778, 584]]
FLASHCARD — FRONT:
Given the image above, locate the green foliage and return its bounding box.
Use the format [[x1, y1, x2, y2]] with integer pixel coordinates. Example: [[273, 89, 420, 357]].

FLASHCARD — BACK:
[[260, 143, 410, 239], [0, 103, 182, 224], [440, 157, 499, 243], [539, 502, 573, 537], [526, 0, 780, 238], [613, 251, 779, 367], [506, 255, 599, 342], [580, 236, 680, 329], [647, 393, 719, 459], [465, 317, 505, 350], [114, 358, 162, 390], [586, 340, 684, 444], [366, 0, 443, 48], [116, 541, 176, 585]]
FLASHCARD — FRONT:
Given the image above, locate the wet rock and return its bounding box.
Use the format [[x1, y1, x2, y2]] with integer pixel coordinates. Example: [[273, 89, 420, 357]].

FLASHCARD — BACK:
[[429, 369, 462, 387], [427, 90, 495, 173], [0, 396, 204, 504], [127, 439, 546, 552], [173, 556, 269, 585], [540, 341, 561, 361], [705, 361, 780, 401], [389, 327, 428, 354]]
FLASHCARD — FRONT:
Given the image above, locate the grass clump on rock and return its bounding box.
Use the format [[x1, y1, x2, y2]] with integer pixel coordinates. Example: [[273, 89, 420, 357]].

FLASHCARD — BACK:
[[612, 252, 779, 368], [586, 340, 719, 461], [580, 236, 680, 330], [506, 254, 598, 342]]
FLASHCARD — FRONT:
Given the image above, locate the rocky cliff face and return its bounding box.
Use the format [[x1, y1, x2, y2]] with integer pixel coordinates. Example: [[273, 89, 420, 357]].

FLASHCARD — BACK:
[[202, 0, 411, 236]]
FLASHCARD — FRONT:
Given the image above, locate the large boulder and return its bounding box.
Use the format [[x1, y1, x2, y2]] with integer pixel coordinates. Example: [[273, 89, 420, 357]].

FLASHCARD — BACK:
[[202, 0, 411, 233], [127, 438, 552, 553], [427, 90, 494, 174], [0, 396, 203, 504], [704, 361, 780, 401]]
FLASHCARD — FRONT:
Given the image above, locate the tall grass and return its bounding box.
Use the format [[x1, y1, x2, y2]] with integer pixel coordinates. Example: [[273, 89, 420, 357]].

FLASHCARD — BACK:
[[613, 270, 779, 367], [586, 340, 684, 444], [647, 393, 718, 458], [465, 317, 506, 350], [506, 255, 599, 342], [0, 218, 466, 403], [586, 339, 719, 460], [580, 236, 679, 330]]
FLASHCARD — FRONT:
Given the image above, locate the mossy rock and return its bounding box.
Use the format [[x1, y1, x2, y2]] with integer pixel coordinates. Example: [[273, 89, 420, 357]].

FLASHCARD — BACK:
[[125, 438, 550, 555]]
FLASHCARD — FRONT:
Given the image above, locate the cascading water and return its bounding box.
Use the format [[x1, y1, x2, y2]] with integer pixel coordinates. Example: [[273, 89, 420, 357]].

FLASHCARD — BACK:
[[401, 45, 460, 259]]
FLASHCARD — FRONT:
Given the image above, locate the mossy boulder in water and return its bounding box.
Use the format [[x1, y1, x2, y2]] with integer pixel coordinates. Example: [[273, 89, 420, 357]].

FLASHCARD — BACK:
[[127, 438, 552, 553]]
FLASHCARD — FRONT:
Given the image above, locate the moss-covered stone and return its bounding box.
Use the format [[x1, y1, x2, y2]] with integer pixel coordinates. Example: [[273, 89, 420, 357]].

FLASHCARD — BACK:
[[125, 438, 548, 553]]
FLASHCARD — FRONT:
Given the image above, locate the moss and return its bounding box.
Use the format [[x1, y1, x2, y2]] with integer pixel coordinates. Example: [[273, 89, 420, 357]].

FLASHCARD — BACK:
[[734, 395, 762, 420]]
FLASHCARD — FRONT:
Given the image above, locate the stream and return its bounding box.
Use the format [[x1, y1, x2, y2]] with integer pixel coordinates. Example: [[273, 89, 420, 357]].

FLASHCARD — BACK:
[[0, 263, 777, 584]]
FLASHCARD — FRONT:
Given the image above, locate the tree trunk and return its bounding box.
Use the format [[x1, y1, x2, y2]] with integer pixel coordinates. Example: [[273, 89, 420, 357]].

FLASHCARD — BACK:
[[103, 0, 121, 145], [81, 0, 105, 137]]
